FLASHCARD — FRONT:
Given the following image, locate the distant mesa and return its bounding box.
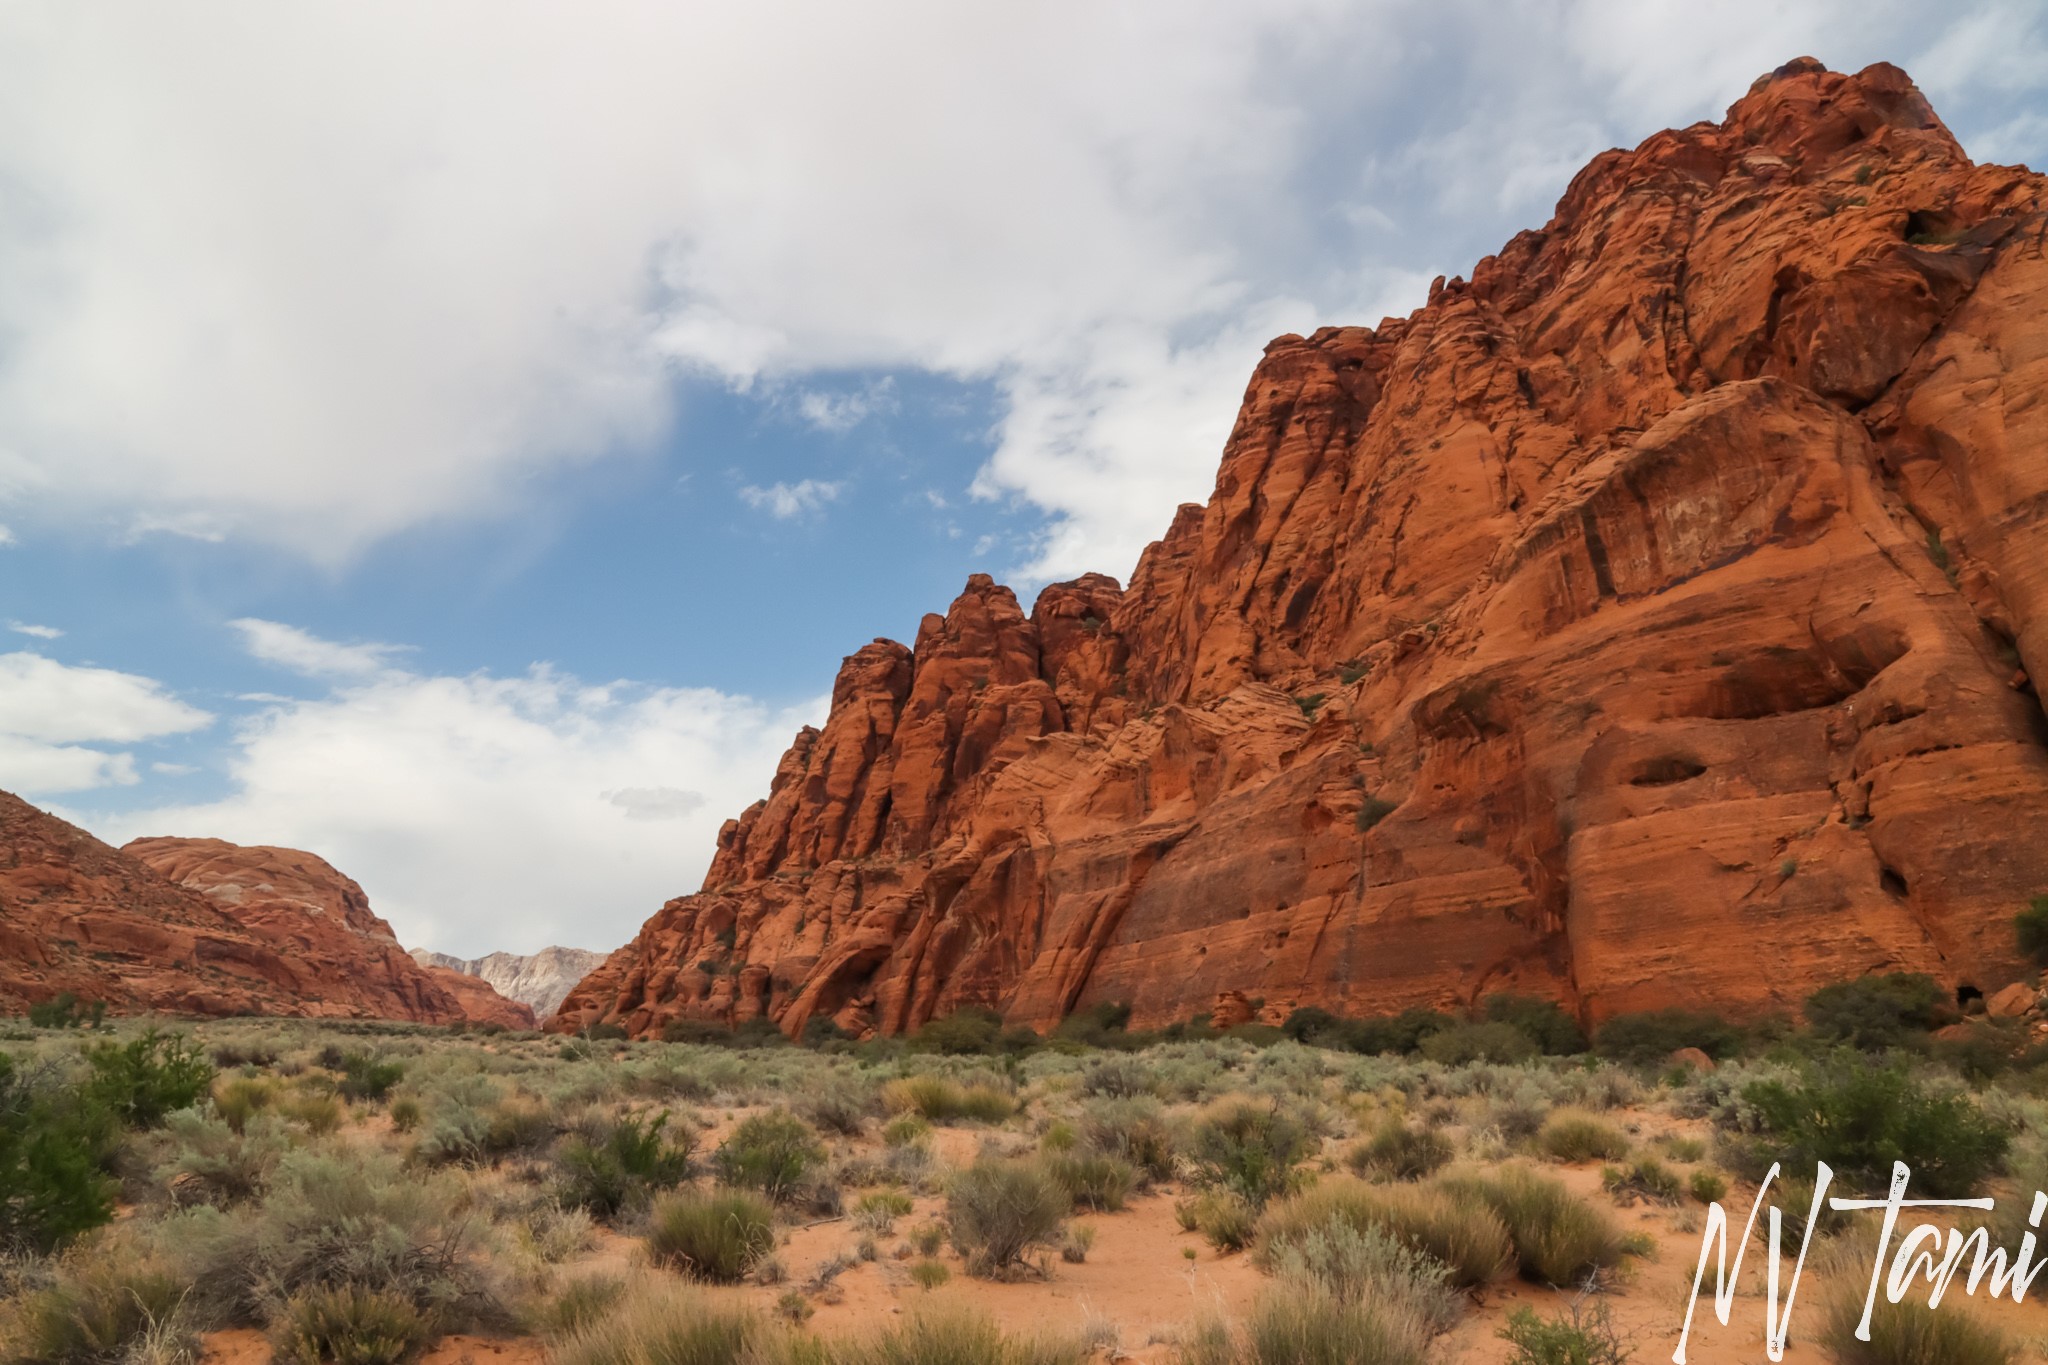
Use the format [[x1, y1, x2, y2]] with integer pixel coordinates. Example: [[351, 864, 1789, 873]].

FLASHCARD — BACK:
[[409, 946, 604, 1020], [550, 59, 2048, 1041], [0, 791, 531, 1029]]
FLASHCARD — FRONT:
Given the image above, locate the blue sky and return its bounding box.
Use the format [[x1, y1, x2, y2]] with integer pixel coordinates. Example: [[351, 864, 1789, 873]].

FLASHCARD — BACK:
[[1, 3, 2042, 956]]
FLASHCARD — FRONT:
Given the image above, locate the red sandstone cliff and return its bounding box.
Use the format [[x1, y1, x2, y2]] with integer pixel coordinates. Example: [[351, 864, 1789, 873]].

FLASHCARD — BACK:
[[123, 837, 536, 1030], [0, 791, 532, 1026], [553, 59, 2048, 1039]]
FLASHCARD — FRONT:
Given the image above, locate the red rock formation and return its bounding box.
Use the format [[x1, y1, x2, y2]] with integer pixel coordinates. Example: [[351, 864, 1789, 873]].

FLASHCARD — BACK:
[[124, 837, 535, 1029], [554, 59, 2048, 1040], [0, 791, 531, 1026]]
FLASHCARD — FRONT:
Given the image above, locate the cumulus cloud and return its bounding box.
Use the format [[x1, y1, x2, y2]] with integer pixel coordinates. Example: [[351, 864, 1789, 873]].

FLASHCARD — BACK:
[[231, 618, 408, 678], [9, 622, 61, 639], [0, 526, 13, 546], [0, 651, 213, 793], [0, 4, 2037, 578], [88, 627, 821, 955], [738, 480, 843, 519]]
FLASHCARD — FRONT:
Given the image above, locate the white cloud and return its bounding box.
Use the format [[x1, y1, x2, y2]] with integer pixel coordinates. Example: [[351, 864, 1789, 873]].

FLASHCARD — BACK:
[[0, 525, 14, 546], [794, 378, 898, 434], [150, 761, 198, 776], [9, 622, 62, 639], [738, 479, 842, 520], [0, 3, 2036, 582], [0, 651, 212, 794], [0, 652, 212, 744], [230, 618, 407, 678], [90, 647, 821, 956], [601, 786, 705, 821]]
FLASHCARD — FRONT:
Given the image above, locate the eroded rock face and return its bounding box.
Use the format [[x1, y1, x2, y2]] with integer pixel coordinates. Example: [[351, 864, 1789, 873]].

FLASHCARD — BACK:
[[409, 947, 602, 1020], [119, 835, 534, 1028], [555, 59, 2048, 1040], [0, 796, 526, 1025]]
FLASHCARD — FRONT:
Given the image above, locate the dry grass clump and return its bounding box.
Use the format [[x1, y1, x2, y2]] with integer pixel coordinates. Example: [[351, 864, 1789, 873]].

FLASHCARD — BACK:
[[1, 1233, 195, 1365], [1346, 1117, 1454, 1182], [1534, 1110, 1630, 1163], [1179, 1282, 1430, 1365], [273, 1284, 429, 1365], [880, 1076, 1018, 1125], [1440, 1167, 1626, 1286], [549, 1279, 771, 1365], [1820, 1286, 2015, 1365], [1177, 1190, 1260, 1253], [836, 1304, 1092, 1365], [1075, 1097, 1177, 1185], [644, 1189, 777, 1283], [1255, 1179, 1512, 1288], [1040, 1152, 1137, 1212]]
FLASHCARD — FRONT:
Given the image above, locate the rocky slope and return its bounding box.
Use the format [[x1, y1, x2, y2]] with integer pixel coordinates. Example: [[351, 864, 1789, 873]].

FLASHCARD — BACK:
[[409, 946, 602, 1019], [553, 59, 2048, 1040], [0, 792, 533, 1026], [123, 837, 535, 1030]]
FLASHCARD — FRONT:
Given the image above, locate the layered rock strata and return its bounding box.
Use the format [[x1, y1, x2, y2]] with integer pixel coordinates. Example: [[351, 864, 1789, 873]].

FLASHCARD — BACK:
[[555, 59, 2048, 1038]]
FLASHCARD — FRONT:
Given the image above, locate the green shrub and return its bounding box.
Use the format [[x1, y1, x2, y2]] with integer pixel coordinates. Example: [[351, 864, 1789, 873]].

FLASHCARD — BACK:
[[1535, 1110, 1630, 1163], [907, 1008, 1040, 1057], [1481, 996, 1586, 1055], [644, 1188, 776, 1283], [213, 1074, 278, 1134], [946, 1159, 1068, 1278], [179, 1147, 500, 1329], [1821, 1283, 2014, 1365], [1592, 1009, 1743, 1066], [1187, 1099, 1312, 1207], [851, 1189, 914, 1233], [337, 1053, 405, 1103], [1347, 1119, 1453, 1182], [1256, 1179, 1512, 1288], [910, 1258, 949, 1290], [1078, 1100, 1175, 1186], [558, 1111, 694, 1217], [1347, 1009, 1454, 1056], [2015, 895, 2048, 968], [1497, 1299, 1630, 1365], [83, 1030, 212, 1129], [1418, 1021, 1537, 1066], [25, 994, 104, 1030], [711, 1110, 824, 1203], [1042, 1152, 1136, 1212], [1737, 1064, 2008, 1197], [275, 1284, 431, 1365], [0, 1054, 116, 1252], [1078, 1056, 1153, 1099], [388, 1096, 422, 1133], [1805, 972, 1955, 1050], [1054, 1001, 1139, 1050], [1688, 1170, 1727, 1204]]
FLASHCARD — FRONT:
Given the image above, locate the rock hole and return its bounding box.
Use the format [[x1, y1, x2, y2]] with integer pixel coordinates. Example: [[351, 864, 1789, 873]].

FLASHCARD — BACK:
[[1628, 756, 1707, 787], [1880, 867, 1908, 898], [1957, 984, 1984, 1010]]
